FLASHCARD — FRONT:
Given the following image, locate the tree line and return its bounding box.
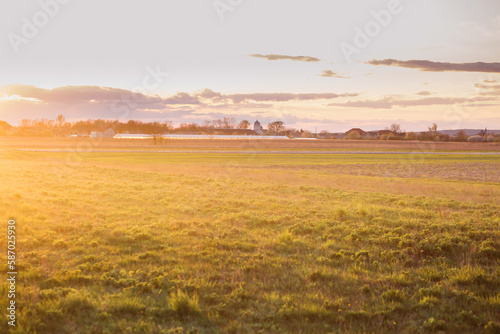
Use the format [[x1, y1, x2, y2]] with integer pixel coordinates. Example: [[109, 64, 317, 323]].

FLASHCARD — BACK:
[[2, 116, 497, 142], [3, 116, 293, 137]]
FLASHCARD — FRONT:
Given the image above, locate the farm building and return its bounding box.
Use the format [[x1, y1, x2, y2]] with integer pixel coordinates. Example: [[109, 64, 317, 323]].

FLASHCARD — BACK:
[[114, 134, 291, 140], [211, 128, 257, 135], [90, 128, 115, 138], [253, 120, 264, 135], [69, 130, 90, 137]]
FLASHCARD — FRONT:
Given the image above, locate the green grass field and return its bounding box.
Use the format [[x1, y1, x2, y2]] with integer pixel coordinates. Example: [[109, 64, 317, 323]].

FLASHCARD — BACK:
[[0, 149, 499, 333]]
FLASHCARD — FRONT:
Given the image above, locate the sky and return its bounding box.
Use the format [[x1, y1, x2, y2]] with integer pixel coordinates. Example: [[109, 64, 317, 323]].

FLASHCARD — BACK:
[[0, 0, 499, 132]]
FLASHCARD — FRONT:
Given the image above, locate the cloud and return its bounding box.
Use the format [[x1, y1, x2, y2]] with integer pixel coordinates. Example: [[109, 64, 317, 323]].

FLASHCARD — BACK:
[[475, 81, 500, 96], [475, 83, 500, 90], [462, 103, 499, 107], [0, 84, 361, 125], [327, 96, 492, 109], [163, 92, 201, 105], [396, 97, 486, 107], [197, 88, 223, 99], [366, 59, 500, 73], [319, 70, 350, 79], [220, 92, 358, 104], [1, 84, 207, 111], [0, 84, 204, 124], [327, 98, 394, 109], [204, 103, 274, 110], [1, 85, 358, 109], [415, 91, 433, 96], [189, 89, 358, 104], [249, 54, 320, 62], [1, 84, 167, 108]]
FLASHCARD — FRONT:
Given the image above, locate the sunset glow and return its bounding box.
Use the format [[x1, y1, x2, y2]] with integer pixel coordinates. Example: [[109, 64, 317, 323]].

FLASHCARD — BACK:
[[1, 0, 499, 131]]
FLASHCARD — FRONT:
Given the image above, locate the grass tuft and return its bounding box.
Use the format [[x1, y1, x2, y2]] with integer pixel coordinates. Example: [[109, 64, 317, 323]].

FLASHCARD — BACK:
[[169, 289, 200, 318]]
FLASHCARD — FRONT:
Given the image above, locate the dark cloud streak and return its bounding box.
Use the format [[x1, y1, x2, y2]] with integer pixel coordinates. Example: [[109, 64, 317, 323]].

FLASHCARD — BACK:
[[319, 70, 351, 79], [328, 96, 493, 109], [367, 59, 500, 73], [250, 54, 320, 62], [415, 91, 432, 96]]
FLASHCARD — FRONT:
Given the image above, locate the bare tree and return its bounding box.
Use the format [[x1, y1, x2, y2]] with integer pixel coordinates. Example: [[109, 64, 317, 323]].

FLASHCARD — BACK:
[[56, 114, 66, 127], [202, 120, 213, 128], [20, 119, 33, 128], [223, 116, 236, 129], [238, 120, 250, 129], [164, 121, 174, 132], [390, 123, 401, 135], [267, 121, 285, 135], [455, 130, 468, 142], [428, 123, 438, 134], [213, 119, 224, 128]]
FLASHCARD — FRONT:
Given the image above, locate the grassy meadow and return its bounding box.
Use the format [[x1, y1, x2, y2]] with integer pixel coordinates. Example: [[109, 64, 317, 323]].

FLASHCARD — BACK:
[[0, 140, 499, 333]]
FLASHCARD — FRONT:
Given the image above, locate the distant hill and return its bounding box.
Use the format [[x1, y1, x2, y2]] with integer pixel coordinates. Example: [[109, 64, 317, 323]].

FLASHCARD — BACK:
[[0, 121, 12, 135], [439, 129, 500, 136], [0, 121, 12, 129]]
